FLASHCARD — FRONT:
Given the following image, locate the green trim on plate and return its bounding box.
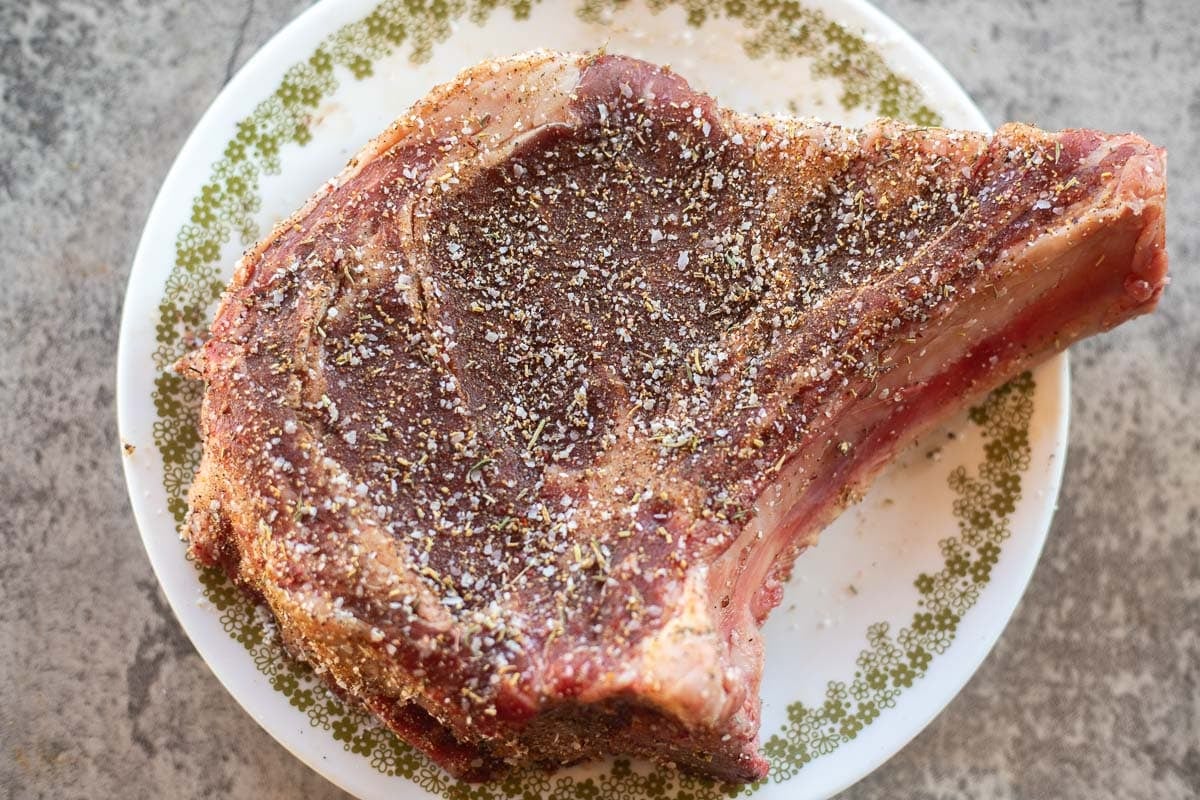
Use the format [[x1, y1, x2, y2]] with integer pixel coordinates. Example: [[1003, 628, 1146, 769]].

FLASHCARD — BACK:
[[146, 1, 1030, 797]]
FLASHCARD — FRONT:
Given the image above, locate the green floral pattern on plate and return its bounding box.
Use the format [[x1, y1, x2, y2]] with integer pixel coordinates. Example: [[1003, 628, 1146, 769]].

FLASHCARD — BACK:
[[762, 372, 1034, 782], [578, 0, 939, 124], [147, 1, 1033, 797]]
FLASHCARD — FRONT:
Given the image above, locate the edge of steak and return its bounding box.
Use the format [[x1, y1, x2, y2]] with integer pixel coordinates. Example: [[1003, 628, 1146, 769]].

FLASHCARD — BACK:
[[182, 51, 1167, 781]]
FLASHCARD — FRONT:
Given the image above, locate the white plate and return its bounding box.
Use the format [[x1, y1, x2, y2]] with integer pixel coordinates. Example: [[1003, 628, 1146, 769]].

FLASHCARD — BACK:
[[117, 1, 1069, 798]]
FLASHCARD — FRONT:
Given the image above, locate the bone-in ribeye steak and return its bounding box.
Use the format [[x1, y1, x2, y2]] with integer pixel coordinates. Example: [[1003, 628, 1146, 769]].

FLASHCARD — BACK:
[[184, 51, 1167, 782]]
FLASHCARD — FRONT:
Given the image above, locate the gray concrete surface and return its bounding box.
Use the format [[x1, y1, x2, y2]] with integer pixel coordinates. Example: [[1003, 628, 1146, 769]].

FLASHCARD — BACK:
[[1, 1, 1196, 798]]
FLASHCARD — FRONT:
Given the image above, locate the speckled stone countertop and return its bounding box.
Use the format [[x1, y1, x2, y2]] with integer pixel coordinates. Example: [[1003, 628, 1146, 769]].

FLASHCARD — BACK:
[[1, 1, 1196, 798]]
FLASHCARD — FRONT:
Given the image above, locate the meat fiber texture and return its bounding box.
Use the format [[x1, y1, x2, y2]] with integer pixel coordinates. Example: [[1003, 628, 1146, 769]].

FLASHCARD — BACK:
[[183, 51, 1167, 782]]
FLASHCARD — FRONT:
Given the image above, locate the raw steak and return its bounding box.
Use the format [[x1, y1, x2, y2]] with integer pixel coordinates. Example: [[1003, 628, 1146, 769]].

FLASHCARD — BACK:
[[183, 51, 1167, 782]]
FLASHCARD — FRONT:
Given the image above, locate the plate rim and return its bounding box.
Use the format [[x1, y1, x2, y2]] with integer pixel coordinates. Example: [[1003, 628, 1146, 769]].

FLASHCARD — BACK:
[[115, 1, 1072, 798], [806, 1, 1071, 793]]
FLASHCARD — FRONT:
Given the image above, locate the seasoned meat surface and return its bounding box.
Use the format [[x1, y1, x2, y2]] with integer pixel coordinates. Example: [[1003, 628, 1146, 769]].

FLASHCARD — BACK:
[[184, 51, 1167, 781]]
